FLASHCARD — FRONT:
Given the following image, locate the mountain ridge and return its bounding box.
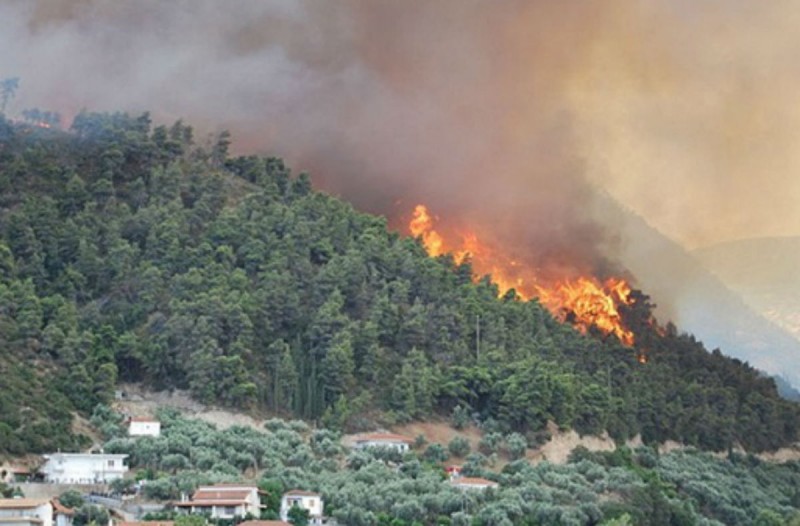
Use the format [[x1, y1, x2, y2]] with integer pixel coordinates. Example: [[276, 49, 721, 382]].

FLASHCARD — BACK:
[[0, 111, 797, 460]]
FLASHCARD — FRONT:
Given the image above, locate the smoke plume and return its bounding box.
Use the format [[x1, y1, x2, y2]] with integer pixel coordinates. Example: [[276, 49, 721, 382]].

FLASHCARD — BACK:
[[3, 1, 800, 362]]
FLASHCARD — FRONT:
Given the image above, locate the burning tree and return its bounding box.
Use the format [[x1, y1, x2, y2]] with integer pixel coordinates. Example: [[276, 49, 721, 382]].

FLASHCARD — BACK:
[[407, 204, 639, 347]]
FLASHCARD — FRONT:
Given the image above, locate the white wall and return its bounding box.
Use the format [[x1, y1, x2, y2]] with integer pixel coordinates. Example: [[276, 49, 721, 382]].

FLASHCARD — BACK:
[[280, 495, 323, 521], [128, 421, 161, 437], [0, 501, 53, 526], [41, 454, 128, 483]]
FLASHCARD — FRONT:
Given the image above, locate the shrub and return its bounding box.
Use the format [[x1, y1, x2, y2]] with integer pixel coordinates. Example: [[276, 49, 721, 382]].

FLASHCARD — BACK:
[[451, 405, 470, 430], [505, 432, 527, 460], [448, 437, 471, 458]]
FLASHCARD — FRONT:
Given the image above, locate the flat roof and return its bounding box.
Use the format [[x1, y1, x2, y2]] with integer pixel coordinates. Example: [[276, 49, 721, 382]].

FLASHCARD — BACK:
[[0, 499, 50, 509]]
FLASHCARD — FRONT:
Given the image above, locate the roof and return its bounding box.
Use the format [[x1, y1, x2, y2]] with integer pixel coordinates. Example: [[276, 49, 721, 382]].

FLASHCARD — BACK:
[[451, 477, 498, 487], [237, 522, 290, 526], [43, 453, 128, 460], [51, 499, 74, 515], [128, 417, 159, 423], [198, 483, 257, 488], [355, 433, 412, 444], [174, 500, 249, 507], [192, 489, 252, 501], [283, 490, 321, 497], [0, 499, 51, 509], [117, 522, 174, 526], [0, 519, 42, 525]]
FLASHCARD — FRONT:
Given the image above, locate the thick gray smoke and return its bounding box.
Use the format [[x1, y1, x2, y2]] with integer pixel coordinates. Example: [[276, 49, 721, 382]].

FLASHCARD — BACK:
[[3, 0, 800, 375]]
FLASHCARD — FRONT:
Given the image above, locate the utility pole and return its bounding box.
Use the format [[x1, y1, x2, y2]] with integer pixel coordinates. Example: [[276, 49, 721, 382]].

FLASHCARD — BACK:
[[476, 314, 481, 361]]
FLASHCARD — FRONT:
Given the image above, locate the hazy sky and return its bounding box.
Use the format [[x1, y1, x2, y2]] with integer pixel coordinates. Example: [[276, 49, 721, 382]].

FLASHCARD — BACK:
[[3, 0, 800, 252]]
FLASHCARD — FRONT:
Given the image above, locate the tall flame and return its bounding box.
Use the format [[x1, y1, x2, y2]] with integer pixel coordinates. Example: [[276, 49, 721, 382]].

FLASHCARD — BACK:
[[408, 204, 636, 346]]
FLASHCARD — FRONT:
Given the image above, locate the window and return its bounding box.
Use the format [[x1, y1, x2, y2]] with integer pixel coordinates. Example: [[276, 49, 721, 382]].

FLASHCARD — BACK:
[[308, 499, 315, 509], [108, 460, 115, 468], [223, 507, 235, 516]]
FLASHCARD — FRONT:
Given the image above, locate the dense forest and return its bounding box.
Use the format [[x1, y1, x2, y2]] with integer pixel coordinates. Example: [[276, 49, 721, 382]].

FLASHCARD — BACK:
[[0, 111, 798, 456]]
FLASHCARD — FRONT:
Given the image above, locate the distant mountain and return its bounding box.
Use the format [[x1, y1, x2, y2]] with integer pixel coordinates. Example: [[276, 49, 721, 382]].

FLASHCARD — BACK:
[[693, 237, 800, 344], [596, 197, 800, 388]]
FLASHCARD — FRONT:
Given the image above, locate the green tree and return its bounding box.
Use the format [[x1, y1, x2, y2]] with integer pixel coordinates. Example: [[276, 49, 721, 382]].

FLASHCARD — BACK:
[[287, 505, 310, 526]]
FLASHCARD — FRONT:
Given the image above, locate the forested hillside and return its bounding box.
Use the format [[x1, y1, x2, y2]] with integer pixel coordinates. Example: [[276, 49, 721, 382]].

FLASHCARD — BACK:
[[0, 112, 798, 455]]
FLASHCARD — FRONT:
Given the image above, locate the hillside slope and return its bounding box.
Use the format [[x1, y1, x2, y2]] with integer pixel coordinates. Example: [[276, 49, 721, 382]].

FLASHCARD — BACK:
[[694, 237, 800, 344], [596, 196, 800, 387], [0, 112, 798, 457]]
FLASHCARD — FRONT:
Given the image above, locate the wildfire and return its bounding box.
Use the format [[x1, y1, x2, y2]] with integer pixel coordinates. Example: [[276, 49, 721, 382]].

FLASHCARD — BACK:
[[408, 204, 636, 346]]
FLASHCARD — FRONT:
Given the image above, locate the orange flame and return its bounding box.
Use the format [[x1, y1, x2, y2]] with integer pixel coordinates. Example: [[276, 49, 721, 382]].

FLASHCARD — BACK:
[[408, 204, 636, 346]]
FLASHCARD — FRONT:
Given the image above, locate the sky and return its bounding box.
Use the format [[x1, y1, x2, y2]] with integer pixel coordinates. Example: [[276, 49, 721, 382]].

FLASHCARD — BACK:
[[2, 0, 800, 253]]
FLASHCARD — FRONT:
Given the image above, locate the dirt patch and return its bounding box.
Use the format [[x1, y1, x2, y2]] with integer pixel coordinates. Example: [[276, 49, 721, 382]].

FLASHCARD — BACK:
[[71, 412, 102, 450], [113, 383, 266, 431], [392, 420, 483, 450], [528, 425, 616, 464]]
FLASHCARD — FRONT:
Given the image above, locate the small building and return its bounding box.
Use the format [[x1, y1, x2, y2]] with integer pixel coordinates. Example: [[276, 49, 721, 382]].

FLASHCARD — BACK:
[[174, 484, 262, 519], [238, 521, 290, 526], [51, 499, 74, 526], [352, 433, 412, 453], [449, 475, 499, 491], [0, 498, 53, 526], [279, 491, 324, 525], [40, 453, 129, 484], [2, 468, 31, 484], [127, 418, 161, 438]]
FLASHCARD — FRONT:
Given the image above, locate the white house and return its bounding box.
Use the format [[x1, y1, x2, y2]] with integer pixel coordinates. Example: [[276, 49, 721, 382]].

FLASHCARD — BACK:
[[352, 433, 412, 453], [280, 490, 324, 525], [40, 453, 128, 484], [449, 475, 499, 491], [127, 417, 161, 437], [174, 484, 262, 519], [0, 498, 53, 526]]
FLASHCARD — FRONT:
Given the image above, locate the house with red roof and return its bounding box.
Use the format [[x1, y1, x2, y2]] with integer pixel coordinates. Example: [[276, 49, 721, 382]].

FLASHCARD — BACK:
[[174, 484, 262, 519], [51, 498, 75, 526], [0, 498, 53, 526]]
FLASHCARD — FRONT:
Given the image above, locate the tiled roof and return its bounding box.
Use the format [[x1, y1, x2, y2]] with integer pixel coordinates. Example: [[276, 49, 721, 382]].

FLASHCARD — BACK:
[[175, 500, 248, 507], [192, 489, 252, 501], [0, 499, 50, 509], [237, 521, 290, 526], [51, 499, 74, 515], [128, 417, 159, 423], [283, 489, 320, 497], [117, 522, 174, 526]]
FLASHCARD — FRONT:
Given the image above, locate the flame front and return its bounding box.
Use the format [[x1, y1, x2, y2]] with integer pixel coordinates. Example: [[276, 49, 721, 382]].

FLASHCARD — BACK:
[[408, 204, 636, 346]]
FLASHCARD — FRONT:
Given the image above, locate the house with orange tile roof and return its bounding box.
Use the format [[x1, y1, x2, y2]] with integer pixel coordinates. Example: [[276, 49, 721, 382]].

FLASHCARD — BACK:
[[174, 484, 262, 519], [51, 498, 74, 526], [0, 498, 53, 526]]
